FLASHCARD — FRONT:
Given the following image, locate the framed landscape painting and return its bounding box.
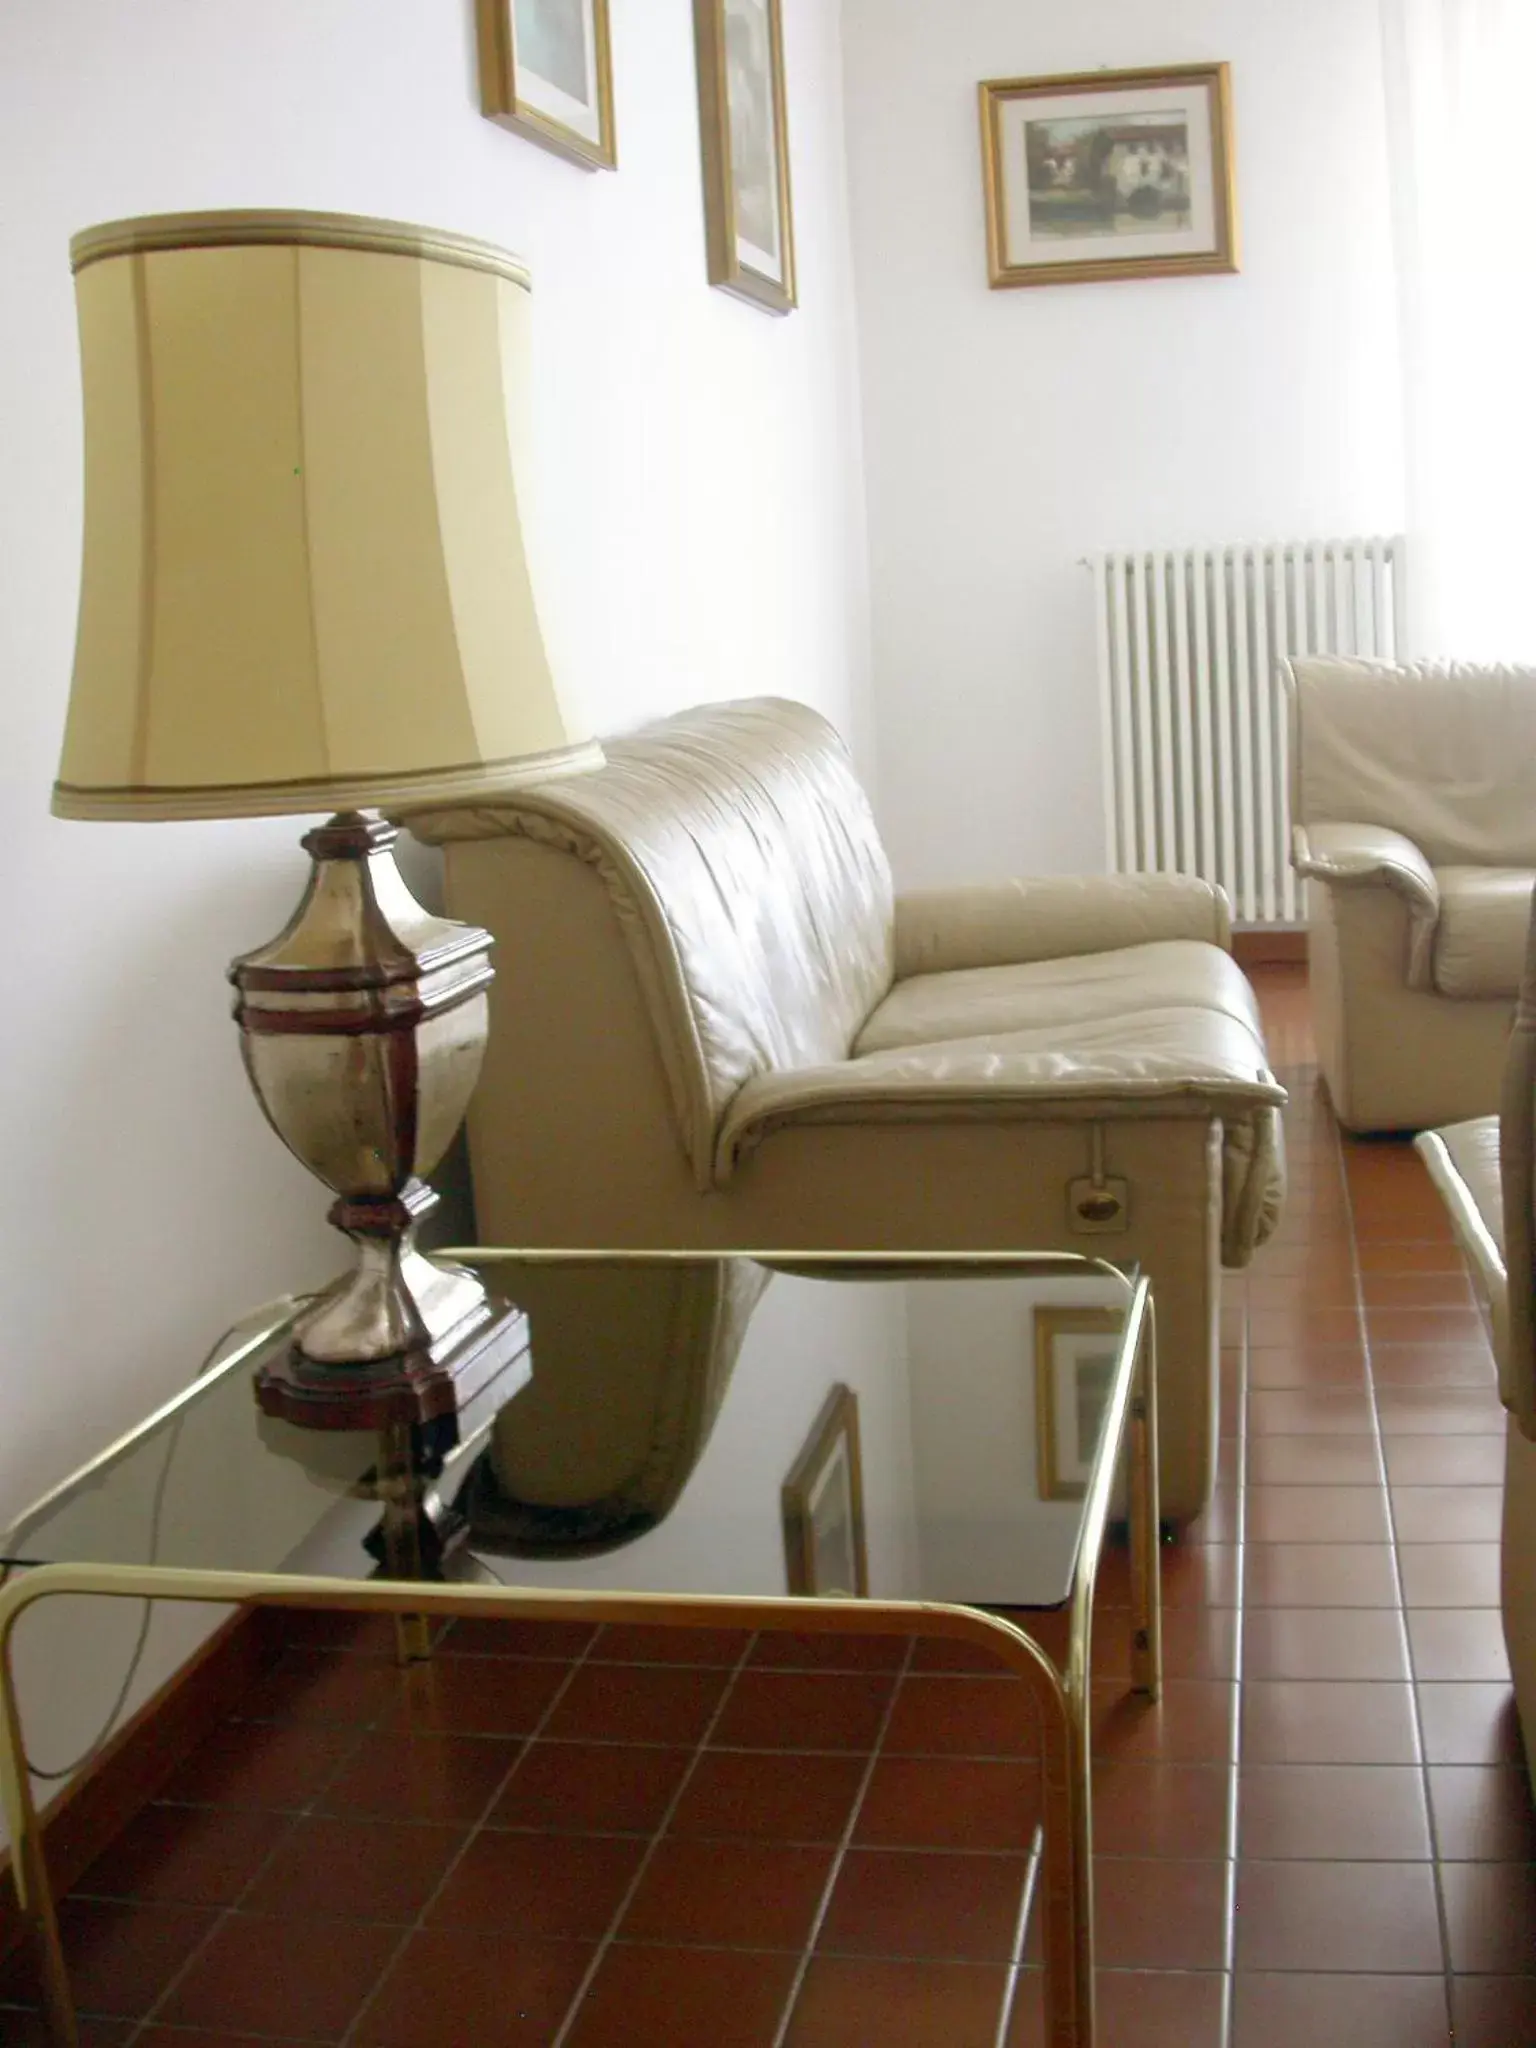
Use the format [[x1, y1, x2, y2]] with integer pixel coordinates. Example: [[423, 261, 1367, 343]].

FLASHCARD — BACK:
[[1034, 1307, 1122, 1501], [476, 0, 616, 170], [979, 63, 1237, 288], [782, 1385, 868, 1597], [694, 0, 796, 313]]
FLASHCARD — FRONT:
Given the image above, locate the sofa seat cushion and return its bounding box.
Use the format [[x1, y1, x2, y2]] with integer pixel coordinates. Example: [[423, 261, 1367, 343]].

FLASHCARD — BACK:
[[854, 940, 1266, 1058], [847, 942, 1281, 1269], [1432, 868, 1535, 998]]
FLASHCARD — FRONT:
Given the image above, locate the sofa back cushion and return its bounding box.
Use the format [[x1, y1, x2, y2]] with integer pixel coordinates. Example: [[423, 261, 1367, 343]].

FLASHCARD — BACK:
[[1288, 656, 1536, 865], [410, 697, 894, 1174]]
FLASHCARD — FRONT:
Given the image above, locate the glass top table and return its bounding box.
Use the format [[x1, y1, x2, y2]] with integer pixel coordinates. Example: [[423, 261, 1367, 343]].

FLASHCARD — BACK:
[[0, 1249, 1160, 2048]]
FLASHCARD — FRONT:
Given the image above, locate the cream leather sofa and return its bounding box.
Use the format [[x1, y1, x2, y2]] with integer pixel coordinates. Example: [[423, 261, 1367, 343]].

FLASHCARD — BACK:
[[408, 697, 1285, 1523], [1416, 907, 1536, 1777], [1286, 655, 1536, 1131], [468, 1257, 769, 1557]]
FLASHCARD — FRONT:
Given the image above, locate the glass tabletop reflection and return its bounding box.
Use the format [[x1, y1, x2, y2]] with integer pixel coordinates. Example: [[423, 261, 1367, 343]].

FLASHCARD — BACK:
[[4, 1251, 1143, 1616]]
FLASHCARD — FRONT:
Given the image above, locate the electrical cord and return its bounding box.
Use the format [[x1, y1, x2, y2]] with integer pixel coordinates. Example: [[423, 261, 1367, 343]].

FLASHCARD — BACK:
[[16, 1293, 310, 1783], [23, 1406, 185, 1782]]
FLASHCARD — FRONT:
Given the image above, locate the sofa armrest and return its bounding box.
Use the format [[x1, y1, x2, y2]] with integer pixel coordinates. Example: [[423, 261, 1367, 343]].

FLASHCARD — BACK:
[[1416, 1119, 1515, 1398], [719, 1024, 1287, 1269], [718, 1017, 1284, 1167], [1291, 822, 1439, 989], [891, 875, 1231, 981]]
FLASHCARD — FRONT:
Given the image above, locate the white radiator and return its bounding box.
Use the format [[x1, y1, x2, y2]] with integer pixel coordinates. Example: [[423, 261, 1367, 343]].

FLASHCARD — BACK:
[[1091, 535, 1406, 925]]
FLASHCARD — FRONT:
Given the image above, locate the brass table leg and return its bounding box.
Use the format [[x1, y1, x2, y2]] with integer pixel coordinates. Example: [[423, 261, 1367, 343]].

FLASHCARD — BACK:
[[1128, 1298, 1163, 1701], [1033, 1269, 1159, 2044], [375, 1422, 434, 1664], [31, 1882, 76, 2048], [0, 1640, 78, 2045], [1035, 1658, 1094, 2048]]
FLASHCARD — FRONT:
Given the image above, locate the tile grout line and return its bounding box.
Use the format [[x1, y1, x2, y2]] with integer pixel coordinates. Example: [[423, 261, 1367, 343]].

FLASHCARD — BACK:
[[543, 1628, 768, 2048], [993, 1828, 1045, 2048], [767, 1635, 920, 2048], [118, 1625, 428, 2046], [58, 987, 1527, 2047], [1220, 1227, 1253, 2048], [333, 1618, 607, 2048], [1334, 1123, 1458, 2038]]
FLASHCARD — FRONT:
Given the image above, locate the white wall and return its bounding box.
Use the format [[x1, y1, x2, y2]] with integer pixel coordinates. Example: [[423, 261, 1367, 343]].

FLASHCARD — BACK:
[[906, 1272, 1110, 1602], [0, 0, 872, 1525], [841, 0, 1404, 884]]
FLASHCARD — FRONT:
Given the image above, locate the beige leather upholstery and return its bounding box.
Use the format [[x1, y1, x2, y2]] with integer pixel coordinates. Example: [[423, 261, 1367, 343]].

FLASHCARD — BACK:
[[1506, 1426, 1536, 1783], [1416, 900, 1536, 1777], [413, 698, 894, 1188], [1292, 657, 1536, 862], [1434, 870, 1536, 999], [857, 941, 1258, 1053], [1418, 1116, 1507, 1384], [891, 874, 1230, 978], [407, 696, 1286, 1523], [1288, 657, 1536, 1129], [467, 1258, 769, 1555]]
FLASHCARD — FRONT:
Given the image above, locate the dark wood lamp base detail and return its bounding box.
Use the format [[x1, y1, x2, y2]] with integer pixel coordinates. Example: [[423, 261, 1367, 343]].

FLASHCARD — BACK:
[[253, 1296, 531, 1432]]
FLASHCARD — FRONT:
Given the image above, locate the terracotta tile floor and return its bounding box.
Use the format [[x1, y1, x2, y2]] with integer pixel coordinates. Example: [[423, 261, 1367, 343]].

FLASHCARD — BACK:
[[2, 967, 1534, 2044]]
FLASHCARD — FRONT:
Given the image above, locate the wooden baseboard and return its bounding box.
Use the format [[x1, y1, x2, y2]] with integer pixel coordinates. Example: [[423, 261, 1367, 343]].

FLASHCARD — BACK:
[[1233, 928, 1308, 969], [0, 1603, 282, 1958]]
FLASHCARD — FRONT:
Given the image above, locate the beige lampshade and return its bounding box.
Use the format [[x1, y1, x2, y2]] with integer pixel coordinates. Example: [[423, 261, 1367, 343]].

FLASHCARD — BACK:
[[54, 209, 602, 821]]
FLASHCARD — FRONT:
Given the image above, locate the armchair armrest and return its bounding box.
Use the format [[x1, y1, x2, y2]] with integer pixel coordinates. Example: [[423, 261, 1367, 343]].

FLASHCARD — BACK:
[[1291, 822, 1440, 988], [892, 875, 1231, 981]]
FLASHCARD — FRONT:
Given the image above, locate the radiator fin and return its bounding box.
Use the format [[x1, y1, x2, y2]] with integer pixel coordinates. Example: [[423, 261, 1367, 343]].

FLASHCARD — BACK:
[[1092, 537, 1405, 926]]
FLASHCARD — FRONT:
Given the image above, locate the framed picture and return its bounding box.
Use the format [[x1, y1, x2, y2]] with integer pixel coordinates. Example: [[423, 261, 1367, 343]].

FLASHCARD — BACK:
[[979, 63, 1237, 288], [1034, 1308, 1122, 1501], [693, 0, 796, 313], [782, 1385, 867, 1596], [475, 0, 616, 171]]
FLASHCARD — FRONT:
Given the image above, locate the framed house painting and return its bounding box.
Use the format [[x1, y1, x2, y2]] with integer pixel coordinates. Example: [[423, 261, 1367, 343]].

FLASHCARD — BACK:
[[693, 0, 796, 313], [1034, 1307, 1121, 1501], [476, 0, 616, 170], [979, 63, 1237, 288], [782, 1385, 868, 1597]]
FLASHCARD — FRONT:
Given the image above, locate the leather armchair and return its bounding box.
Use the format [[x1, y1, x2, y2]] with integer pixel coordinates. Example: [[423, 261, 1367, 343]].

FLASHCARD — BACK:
[[1416, 897, 1536, 1778], [407, 697, 1286, 1523], [1286, 655, 1536, 1131]]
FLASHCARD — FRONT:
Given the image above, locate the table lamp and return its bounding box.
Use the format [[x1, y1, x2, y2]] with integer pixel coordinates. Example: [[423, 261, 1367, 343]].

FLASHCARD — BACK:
[[52, 209, 602, 1425]]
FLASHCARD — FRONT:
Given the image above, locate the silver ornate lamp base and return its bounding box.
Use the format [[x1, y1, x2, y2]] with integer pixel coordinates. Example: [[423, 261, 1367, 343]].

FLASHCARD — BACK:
[[229, 811, 505, 1423]]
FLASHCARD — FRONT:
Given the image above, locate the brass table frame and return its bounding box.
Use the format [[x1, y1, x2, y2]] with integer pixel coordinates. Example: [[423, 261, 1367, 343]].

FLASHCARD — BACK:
[[0, 1268, 1158, 2048]]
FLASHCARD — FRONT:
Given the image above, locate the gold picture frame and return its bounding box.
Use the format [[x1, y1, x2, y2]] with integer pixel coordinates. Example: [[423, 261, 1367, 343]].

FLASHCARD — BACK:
[[476, 0, 616, 171], [693, 0, 797, 313], [782, 1384, 867, 1596], [979, 62, 1237, 289], [1035, 1307, 1123, 1501]]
